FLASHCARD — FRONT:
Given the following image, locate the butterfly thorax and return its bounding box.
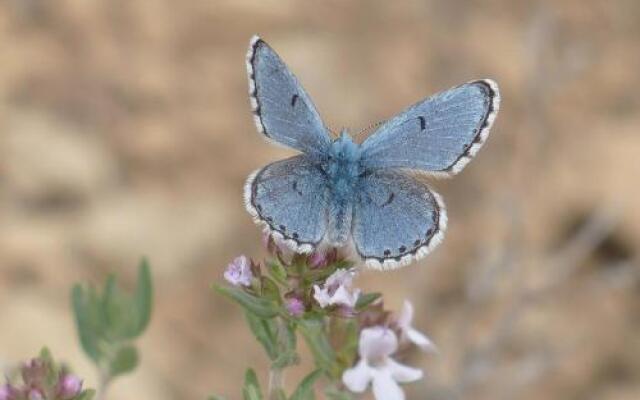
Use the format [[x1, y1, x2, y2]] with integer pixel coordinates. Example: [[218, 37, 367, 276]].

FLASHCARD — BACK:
[[321, 131, 362, 245]]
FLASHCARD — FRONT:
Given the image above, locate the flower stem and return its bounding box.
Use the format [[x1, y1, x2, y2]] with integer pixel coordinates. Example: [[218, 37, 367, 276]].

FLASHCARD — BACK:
[[95, 371, 111, 400], [267, 318, 287, 400], [267, 366, 285, 400]]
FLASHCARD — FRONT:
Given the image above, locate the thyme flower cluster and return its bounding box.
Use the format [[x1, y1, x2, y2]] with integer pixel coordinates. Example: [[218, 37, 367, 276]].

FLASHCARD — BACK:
[[0, 350, 90, 400], [217, 235, 435, 400]]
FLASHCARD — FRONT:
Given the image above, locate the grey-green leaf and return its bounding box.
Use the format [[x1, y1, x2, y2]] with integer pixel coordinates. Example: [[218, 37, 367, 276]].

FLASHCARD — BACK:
[[215, 285, 280, 318], [266, 261, 287, 285], [109, 345, 139, 377], [245, 311, 278, 360], [242, 369, 263, 400], [298, 318, 336, 375], [72, 285, 101, 363], [133, 258, 153, 335], [290, 370, 323, 400], [355, 292, 381, 310]]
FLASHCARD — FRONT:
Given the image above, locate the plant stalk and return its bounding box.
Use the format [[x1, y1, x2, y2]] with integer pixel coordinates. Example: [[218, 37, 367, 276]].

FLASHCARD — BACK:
[[95, 370, 111, 400], [267, 317, 287, 400]]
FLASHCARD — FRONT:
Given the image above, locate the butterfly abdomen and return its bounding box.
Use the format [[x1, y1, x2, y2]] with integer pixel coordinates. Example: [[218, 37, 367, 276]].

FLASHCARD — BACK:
[[327, 199, 352, 245], [323, 131, 361, 246]]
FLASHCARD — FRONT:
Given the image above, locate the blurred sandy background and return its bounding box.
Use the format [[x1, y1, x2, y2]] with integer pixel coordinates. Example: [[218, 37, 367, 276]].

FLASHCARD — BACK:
[[0, 1, 639, 399]]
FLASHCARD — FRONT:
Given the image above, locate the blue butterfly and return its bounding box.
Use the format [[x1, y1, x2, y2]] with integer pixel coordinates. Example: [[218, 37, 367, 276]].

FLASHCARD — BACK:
[[244, 36, 500, 269]]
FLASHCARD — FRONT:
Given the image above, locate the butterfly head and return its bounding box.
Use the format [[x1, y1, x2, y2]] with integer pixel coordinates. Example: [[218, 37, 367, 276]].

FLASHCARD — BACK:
[[329, 130, 360, 161]]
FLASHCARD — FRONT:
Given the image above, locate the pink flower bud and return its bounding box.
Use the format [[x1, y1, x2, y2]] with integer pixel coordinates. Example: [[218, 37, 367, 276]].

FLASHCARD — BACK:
[[308, 251, 327, 269], [285, 297, 305, 317], [57, 374, 83, 399], [0, 385, 17, 400]]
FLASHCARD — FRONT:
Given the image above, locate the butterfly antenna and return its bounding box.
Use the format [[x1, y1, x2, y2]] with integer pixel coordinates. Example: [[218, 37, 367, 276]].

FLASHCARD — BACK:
[[354, 120, 386, 139]]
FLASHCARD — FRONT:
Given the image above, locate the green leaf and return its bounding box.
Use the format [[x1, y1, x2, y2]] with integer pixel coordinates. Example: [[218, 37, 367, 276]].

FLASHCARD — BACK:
[[282, 321, 297, 352], [290, 370, 323, 400], [266, 261, 288, 285], [72, 284, 102, 362], [37, 347, 60, 387], [133, 259, 153, 335], [272, 389, 287, 400], [214, 285, 279, 318], [103, 276, 133, 340], [245, 311, 278, 360], [271, 349, 299, 369], [102, 260, 153, 340], [242, 369, 263, 400], [298, 318, 336, 375], [109, 346, 139, 377], [261, 276, 282, 303], [72, 262, 153, 383], [337, 320, 359, 370], [355, 292, 381, 310]]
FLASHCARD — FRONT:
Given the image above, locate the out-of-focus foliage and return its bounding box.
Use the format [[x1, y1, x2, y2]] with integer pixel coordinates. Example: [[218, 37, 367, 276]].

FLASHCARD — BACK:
[[72, 260, 152, 381]]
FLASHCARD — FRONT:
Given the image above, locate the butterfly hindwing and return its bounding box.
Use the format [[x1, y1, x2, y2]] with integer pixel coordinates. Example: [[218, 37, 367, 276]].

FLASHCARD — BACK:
[[245, 155, 330, 253], [360, 80, 500, 175], [352, 170, 447, 270], [247, 36, 332, 155]]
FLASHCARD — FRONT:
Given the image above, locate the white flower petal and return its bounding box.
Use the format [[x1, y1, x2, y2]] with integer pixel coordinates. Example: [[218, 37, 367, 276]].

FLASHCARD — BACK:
[[359, 327, 398, 360], [313, 285, 331, 308], [407, 328, 437, 352], [327, 268, 354, 287], [223, 256, 253, 286], [387, 359, 424, 383], [397, 300, 414, 327], [342, 360, 372, 393], [371, 369, 405, 400], [331, 285, 358, 308]]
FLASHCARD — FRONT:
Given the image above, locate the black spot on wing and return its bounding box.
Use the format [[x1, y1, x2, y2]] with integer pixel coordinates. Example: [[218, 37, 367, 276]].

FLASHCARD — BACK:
[[292, 181, 303, 196], [381, 192, 395, 207], [291, 94, 299, 107]]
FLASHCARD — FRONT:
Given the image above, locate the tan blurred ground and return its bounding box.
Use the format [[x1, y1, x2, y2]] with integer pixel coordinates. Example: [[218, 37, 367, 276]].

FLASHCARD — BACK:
[[0, 1, 639, 399]]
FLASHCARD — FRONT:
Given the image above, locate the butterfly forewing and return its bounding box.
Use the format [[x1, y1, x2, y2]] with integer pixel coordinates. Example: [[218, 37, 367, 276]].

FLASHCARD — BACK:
[[360, 80, 500, 175], [247, 36, 332, 155]]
